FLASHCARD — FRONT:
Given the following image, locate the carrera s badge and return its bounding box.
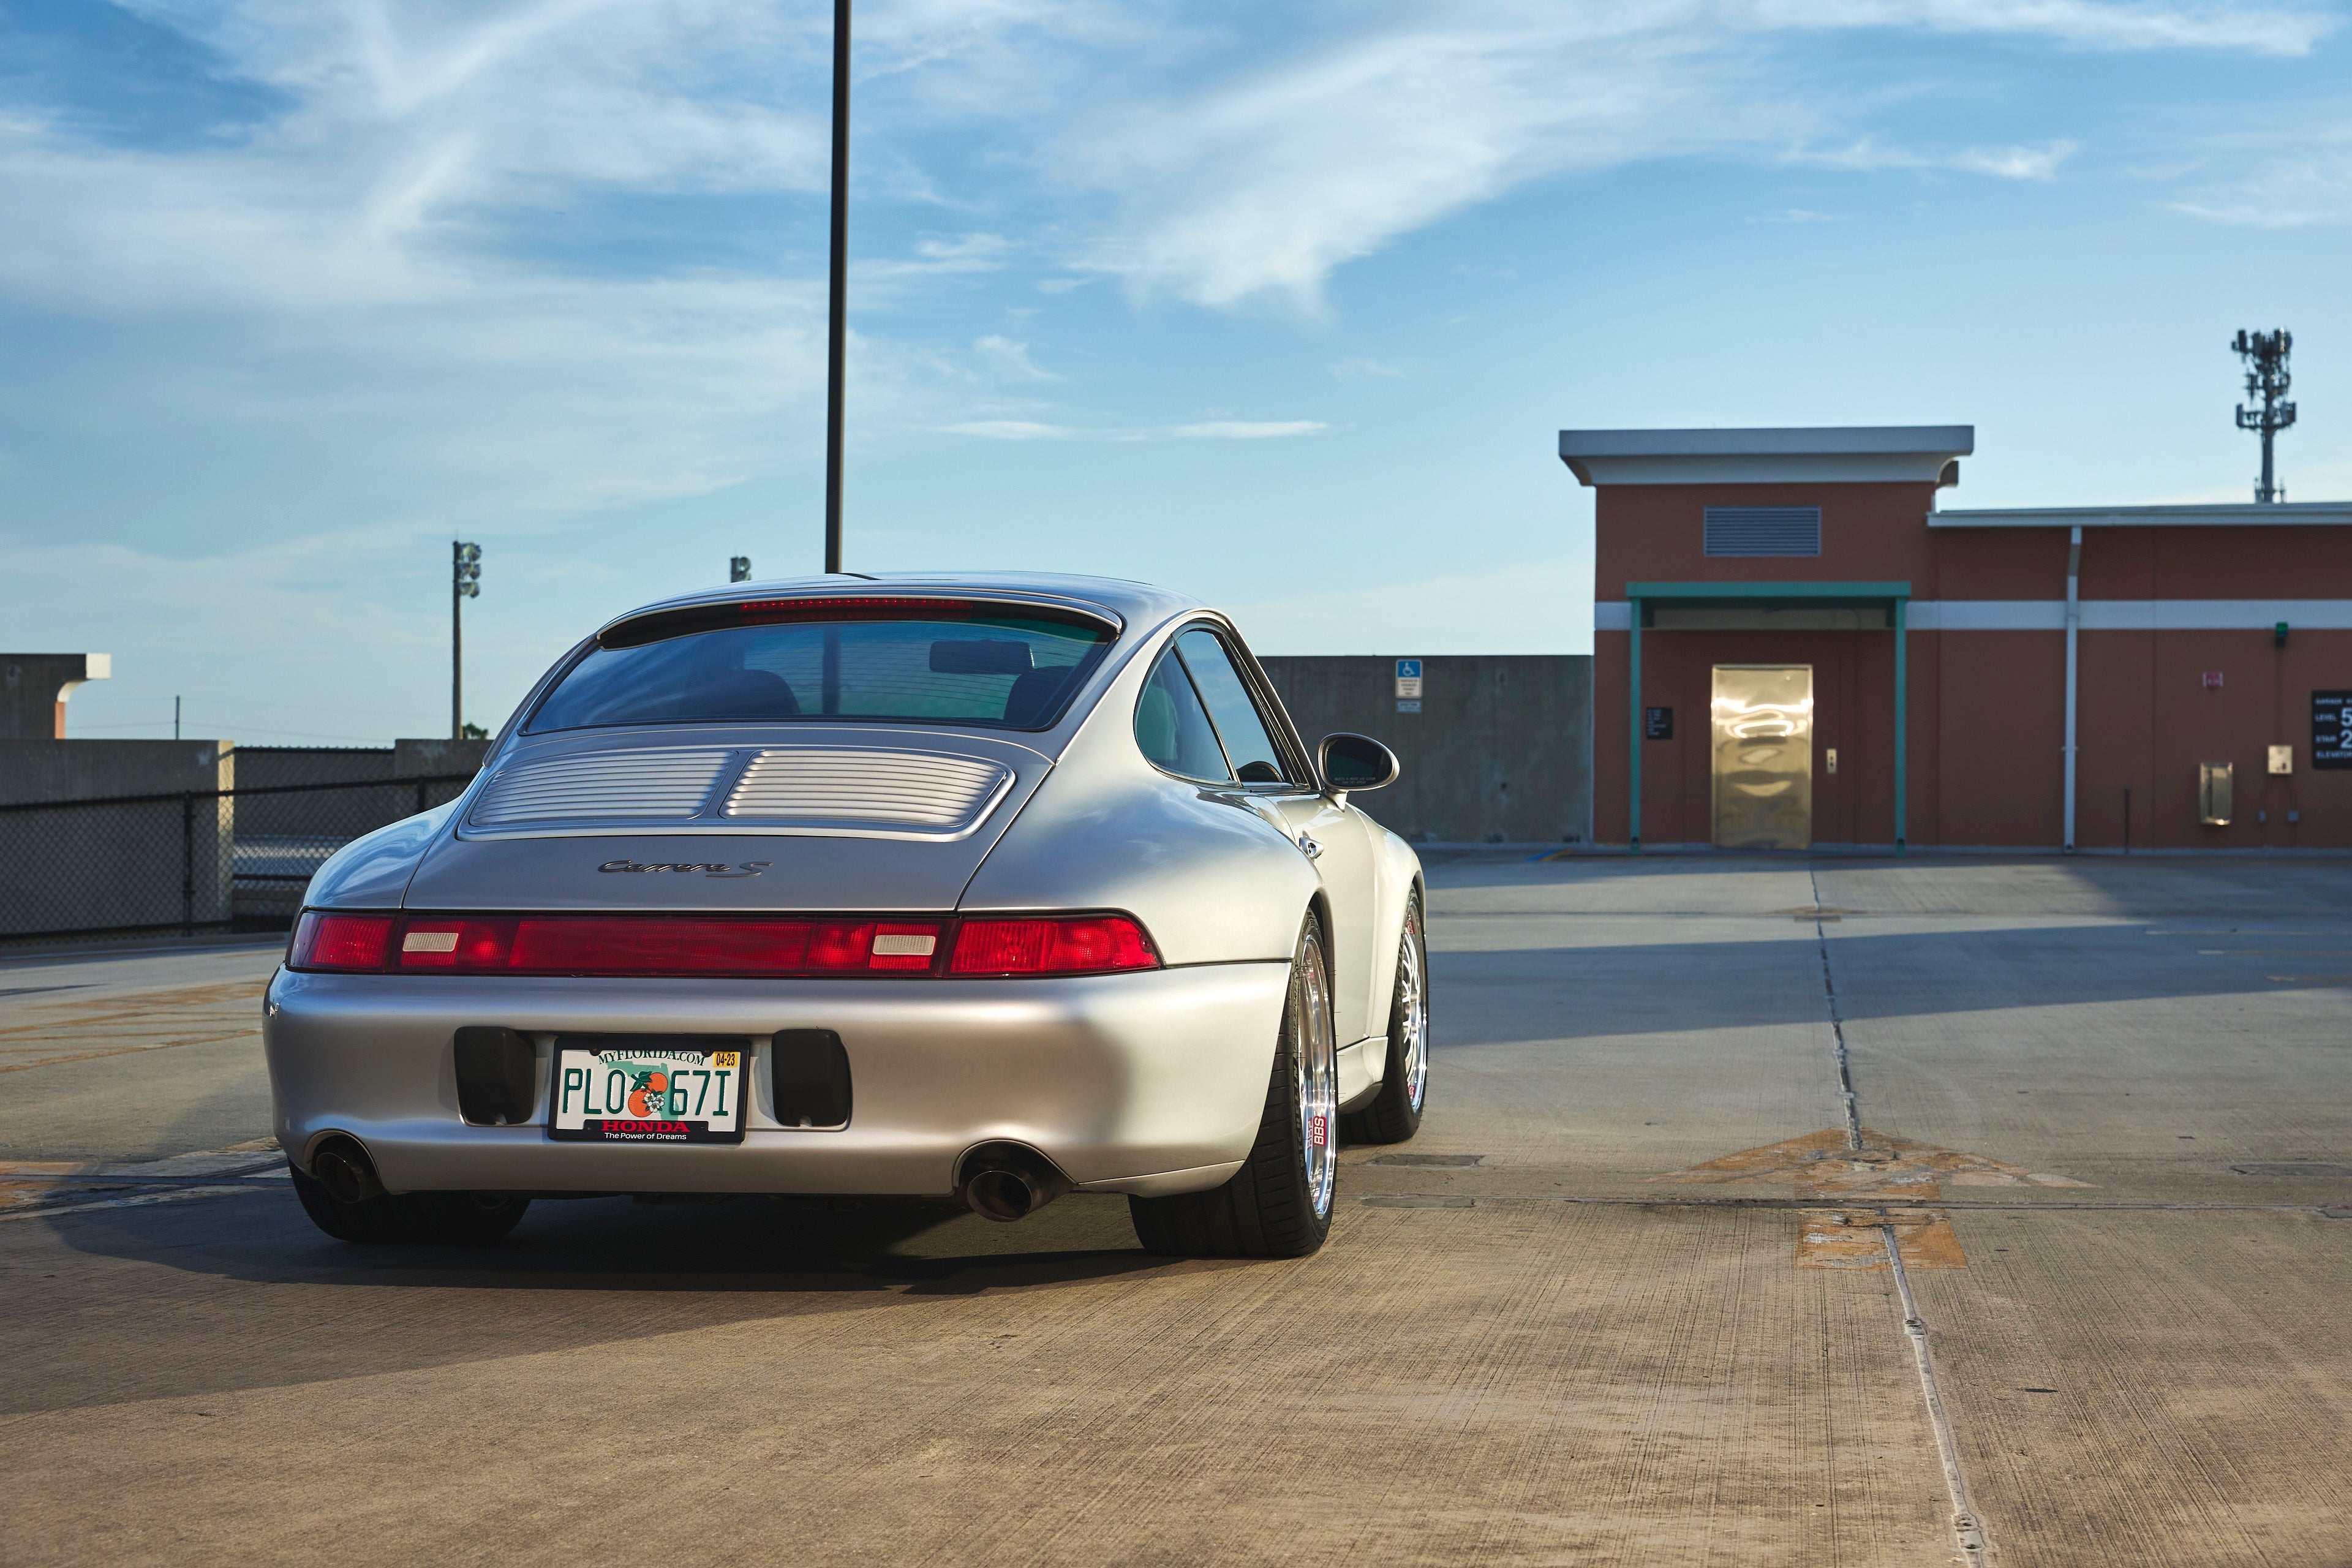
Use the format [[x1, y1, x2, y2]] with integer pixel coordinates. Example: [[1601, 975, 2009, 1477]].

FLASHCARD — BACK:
[[599, 860, 771, 878]]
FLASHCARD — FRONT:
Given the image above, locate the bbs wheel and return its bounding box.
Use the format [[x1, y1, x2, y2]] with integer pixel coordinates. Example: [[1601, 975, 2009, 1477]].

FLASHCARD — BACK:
[[1129, 915, 1338, 1259], [1341, 888, 1428, 1145]]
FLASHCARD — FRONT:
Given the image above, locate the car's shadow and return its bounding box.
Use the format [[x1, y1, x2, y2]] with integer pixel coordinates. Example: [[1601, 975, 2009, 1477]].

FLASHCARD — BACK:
[[14, 1189, 1238, 1415], [55, 1186, 1193, 1294]]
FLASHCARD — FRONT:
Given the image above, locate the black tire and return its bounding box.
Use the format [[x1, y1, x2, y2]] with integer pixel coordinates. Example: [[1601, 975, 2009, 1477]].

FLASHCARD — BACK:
[[290, 1163, 530, 1245], [1129, 917, 1340, 1259], [1341, 888, 1429, 1145]]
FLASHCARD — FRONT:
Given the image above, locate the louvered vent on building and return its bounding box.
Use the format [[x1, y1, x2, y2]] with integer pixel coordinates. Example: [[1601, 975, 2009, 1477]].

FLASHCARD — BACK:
[[1703, 506, 1821, 557]]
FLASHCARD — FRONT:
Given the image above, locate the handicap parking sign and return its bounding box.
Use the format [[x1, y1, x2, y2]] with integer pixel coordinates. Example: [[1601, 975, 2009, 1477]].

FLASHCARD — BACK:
[[1393, 658, 1423, 701]]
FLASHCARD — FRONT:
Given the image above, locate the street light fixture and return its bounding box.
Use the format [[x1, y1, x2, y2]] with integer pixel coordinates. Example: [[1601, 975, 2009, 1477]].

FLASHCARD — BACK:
[[731, 556, 753, 583], [453, 541, 481, 740]]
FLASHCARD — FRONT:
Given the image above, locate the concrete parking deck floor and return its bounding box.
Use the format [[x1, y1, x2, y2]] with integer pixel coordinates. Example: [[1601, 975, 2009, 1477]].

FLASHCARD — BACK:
[[1, 858, 2348, 1567]]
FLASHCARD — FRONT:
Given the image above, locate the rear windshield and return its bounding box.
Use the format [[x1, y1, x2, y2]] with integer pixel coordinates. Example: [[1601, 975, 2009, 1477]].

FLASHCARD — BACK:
[[526, 612, 1115, 734]]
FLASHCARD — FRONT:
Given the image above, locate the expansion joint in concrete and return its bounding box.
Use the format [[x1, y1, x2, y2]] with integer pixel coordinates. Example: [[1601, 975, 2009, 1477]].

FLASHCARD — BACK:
[[1811, 866, 1994, 1567]]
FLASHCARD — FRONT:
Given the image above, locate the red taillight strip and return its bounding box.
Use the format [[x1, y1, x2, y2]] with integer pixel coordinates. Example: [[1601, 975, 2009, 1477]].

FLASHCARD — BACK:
[[949, 917, 1157, 976], [287, 911, 1157, 978]]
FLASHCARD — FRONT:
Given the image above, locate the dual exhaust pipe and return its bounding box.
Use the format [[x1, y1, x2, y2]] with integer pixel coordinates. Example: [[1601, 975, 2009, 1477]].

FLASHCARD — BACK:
[[311, 1131, 1071, 1223], [960, 1144, 1073, 1223]]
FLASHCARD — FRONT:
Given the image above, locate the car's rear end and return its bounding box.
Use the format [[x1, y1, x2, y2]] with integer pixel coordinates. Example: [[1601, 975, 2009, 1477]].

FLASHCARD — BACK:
[[263, 581, 1298, 1228]]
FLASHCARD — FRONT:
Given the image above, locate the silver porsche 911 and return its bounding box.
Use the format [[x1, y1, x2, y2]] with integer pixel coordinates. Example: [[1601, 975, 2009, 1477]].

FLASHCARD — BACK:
[[264, 573, 1428, 1257]]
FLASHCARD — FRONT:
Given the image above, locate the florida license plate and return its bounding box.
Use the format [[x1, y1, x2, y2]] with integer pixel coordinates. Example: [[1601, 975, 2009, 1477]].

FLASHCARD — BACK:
[[549, 1036, 748, 1145]]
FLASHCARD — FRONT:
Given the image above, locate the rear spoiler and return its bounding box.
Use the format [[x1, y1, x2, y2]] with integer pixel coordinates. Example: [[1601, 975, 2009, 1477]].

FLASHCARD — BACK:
[[598, 592, 1124, 650]]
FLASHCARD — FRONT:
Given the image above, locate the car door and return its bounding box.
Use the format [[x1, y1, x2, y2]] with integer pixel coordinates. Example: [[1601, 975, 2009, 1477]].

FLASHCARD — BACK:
[[1170, 627, 1384, 1049]]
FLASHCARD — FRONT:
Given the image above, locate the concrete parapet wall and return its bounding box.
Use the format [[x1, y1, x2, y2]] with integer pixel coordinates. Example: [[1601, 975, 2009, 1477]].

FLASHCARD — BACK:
[[0, 742, 235, 937], [1, 654, 110, 741], [0, 740, 234, 806], [229, 747, 398, 791], [1259, 655, 1593, 845]]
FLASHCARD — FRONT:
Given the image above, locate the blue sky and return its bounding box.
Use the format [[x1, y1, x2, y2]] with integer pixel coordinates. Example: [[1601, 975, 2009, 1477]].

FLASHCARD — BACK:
[[4, 0, 2349, 745]]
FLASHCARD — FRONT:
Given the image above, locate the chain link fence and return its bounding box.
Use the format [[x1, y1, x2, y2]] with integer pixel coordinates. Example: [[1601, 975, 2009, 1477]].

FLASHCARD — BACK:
[[0, 774, 474, 944]]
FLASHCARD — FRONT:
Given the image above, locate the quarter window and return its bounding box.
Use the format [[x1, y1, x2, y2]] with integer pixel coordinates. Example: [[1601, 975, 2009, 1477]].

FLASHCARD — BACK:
[[1175, 630, 1288, 785], [1135, 650, 1232, 782]]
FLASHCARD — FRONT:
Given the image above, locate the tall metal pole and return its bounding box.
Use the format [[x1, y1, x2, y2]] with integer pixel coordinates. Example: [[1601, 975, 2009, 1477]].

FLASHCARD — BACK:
[[823, 0, 851, 575], [452, 541, 464, 740], [451, 541, 480, 739]]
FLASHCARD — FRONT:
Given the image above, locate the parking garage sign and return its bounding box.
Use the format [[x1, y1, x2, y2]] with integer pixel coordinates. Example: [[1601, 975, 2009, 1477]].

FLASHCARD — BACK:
[[2314, 692, 2352, 769], [1395, 658, 1423, 712]]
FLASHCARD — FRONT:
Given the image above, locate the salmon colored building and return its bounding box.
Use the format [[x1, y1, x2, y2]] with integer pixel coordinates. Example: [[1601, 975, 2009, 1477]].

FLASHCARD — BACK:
[[1562, 427, 2352, 853]]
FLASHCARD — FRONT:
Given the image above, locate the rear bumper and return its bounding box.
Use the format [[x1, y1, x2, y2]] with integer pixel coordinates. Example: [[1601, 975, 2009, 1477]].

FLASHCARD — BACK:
[[263, 962, 1289, 1198]]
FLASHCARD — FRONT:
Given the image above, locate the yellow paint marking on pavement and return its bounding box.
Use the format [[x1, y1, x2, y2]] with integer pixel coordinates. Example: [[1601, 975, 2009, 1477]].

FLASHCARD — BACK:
[[1648, 1126, 2090, 1190], [1796, 1208, 1969, 1270], [1653, 1129, 2085, 1270]]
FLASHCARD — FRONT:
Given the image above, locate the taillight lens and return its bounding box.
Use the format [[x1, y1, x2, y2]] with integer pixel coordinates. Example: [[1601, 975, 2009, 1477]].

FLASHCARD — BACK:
[[290, 911, 394, 971], [949, 916, 1158, 976], [286, 912, 1150, 977]]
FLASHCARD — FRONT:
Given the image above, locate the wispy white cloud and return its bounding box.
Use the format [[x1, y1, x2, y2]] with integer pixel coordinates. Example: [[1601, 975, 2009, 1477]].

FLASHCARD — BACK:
[[973, 334, 1055, 380], [944, 416, 1327, 440], [1, 0, 2334, 537], [1737, 0, 2329, 53], [2164, 115, 2352, 225], [1329, 356, 1406, 379], [1170, 420, 1327, 440], [945, 418, 1076, 440], [1027, 1, 2319, 309], [1793, 136, 2080, 179]]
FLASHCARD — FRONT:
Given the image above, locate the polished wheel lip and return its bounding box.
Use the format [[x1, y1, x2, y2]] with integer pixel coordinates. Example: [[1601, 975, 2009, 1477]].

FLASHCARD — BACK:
[[1297, 933, 1339, 1219], [1399, 911, 1428, 1114]]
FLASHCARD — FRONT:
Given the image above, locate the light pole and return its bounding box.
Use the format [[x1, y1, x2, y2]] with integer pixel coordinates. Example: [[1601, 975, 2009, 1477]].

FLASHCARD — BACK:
[[2233, 329, 2296, 504], [823, 0, 850, 575], [452, 541, 481, 739], [731, 556, 753, 583]]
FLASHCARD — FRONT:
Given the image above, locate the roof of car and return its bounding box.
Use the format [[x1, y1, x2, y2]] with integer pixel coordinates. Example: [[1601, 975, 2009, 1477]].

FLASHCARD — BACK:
[[597, 571, 1204, 641]]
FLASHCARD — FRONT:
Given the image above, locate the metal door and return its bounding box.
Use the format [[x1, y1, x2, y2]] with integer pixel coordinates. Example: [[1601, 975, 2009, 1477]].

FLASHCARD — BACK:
[[1711, 665, 1813, 850]]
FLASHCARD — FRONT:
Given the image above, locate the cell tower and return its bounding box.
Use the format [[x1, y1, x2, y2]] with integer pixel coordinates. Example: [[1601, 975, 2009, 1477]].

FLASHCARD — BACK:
[[2233, 328, 2296, 504]]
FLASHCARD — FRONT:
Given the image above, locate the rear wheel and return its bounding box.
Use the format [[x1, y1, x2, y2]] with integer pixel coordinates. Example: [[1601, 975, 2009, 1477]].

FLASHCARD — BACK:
[[290, 1164, 530, 1245], [1129, 916, 1338, 1259], [1341, 888, 1428, 1145]]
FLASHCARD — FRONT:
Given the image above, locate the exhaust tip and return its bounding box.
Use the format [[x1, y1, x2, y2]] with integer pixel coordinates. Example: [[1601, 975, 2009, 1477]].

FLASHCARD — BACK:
[[967, 1167, 1041, 1222], [959, 1144, 1074, 1223], [311, 1135, 385, 1204]]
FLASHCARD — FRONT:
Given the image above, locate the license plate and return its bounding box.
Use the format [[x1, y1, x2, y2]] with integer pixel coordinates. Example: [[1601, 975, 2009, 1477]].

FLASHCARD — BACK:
[[549, 1036, 749, 1145]]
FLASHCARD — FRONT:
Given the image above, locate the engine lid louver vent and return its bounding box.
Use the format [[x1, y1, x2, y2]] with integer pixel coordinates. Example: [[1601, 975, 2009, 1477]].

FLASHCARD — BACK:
[[1704, 505, 1822, 557], [461, 745, 1016, 840], [470, 748, 733, 826], [725, 750, 1009, 834]]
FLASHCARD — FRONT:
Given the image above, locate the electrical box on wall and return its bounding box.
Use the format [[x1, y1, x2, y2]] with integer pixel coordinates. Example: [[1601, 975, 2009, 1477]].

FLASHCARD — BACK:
[[2199, 762, 2234, 826], [2269, 745, 2293, 775]]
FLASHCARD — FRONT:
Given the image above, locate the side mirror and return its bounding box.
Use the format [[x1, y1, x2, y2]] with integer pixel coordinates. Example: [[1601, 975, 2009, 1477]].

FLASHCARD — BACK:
[[1319, 733, 1399, 794]]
